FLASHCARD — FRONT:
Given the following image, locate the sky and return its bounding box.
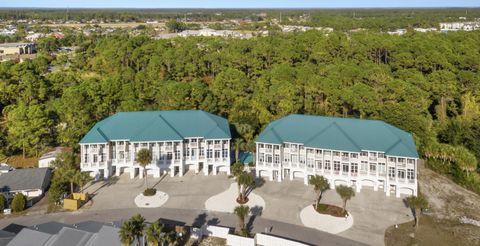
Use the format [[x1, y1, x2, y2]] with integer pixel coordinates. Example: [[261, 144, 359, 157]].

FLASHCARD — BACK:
[[0, 0, 479, 9]]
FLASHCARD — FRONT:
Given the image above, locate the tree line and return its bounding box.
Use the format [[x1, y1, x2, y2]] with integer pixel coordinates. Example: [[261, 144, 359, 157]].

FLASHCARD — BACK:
[[0, 29, 479, 192]]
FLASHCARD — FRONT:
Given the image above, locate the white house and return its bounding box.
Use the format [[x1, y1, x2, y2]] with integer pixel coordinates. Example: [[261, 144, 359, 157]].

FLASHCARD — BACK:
[[79, 110, 232, 179], [255, 114, 419, 197]]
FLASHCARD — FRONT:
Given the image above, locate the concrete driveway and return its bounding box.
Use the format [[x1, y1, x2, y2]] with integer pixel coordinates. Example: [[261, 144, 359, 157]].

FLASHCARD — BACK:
[[254, 179, 413, 246], [84, 171, 231, 211], [84, 172, 411, 246]]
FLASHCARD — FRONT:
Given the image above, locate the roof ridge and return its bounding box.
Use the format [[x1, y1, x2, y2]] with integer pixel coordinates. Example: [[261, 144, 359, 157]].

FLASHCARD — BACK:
[[95, 128, 109, 142], [270, 128, 283, 142], [331, 121, 362, 150], [157, 113, 184, 138], [304, 120, 335, 145], [201, 111, 231, 138]]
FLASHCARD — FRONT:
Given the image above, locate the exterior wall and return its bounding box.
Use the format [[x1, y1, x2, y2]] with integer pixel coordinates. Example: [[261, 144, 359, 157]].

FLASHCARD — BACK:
[[255, 142, 418, 198], [80, 138, 231, 179], [38, 157, 55, 168]]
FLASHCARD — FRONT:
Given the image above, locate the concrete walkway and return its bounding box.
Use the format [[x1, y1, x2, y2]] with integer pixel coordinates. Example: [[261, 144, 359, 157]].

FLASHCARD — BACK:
[[205, 183, 266, 215], [300, 205, 353, 234], [0, 207, 365, 246]]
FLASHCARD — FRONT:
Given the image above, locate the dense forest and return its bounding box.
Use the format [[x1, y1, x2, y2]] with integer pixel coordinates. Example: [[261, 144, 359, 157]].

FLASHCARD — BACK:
[[0, 29, 480, 192], [1, 8, 480, 30]]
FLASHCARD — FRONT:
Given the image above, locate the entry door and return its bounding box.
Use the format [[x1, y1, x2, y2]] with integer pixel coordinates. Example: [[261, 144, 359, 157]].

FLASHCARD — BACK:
[[284, 169, 290, 178]]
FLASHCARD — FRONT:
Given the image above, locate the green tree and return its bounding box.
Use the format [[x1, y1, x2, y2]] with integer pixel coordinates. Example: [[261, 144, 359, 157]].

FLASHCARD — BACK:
[[146, 220, 164, 246], [166, 19, 186, 33], [335, 185, 355, 215], [238, 171, 255, 204], [405, 195, 429, 228], [130, 213, 146, 244], [11, 193, 26, 212], [136, 148, 152, 189], [234, 205, 250, 237], [309, 175, 330, 210], [0, 194, 6, 213], [119, 221, 135, 246]]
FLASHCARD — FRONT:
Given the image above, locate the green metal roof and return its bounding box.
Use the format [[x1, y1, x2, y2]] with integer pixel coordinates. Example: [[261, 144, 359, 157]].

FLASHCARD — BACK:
[[80, 110, 231, 144], [256, 114, 418, 158], [239, 151, 254, 165]]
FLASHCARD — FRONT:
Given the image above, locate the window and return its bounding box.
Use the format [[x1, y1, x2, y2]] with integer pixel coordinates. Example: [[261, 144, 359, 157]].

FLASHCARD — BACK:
[[291, 154, 298, 163], [316, 160, 322, 169], [93, 154, 98, 163], [325, 160, 331, 170], [214, 140, 220, 144], [299, 155, 305, 164], [360, 151, 368, 157], [307, 159, 314, 168], [398, 170, 406, 179], [324, 150, 332, 156], [342, 152, 349, 158], [267, 155, 272, 163], [342, 163, 349, 173], [267, 145, 272, 150], [283, 143, 290, 148], [407, 169, 415, 180], [316, 149, 322, 155], [388, 167, 395, 178], [361, 161, 368, 172], [274, 145, 280, 150], [199, 147, 205, 157], [370, 152, 377, 157], [334, 161, 340, 171], [175, 150, 181, 160], [407, 159, 415, 164], [185, 148, 190, 157], [378, 153, 385, 158], [191, 149, 196, 157], [222, 149, 228, 158], [259, 144, 264, 148], [207, 149, 213, 158], [398, 158, 405, 163], [351, 163, 358, 174], [214, 150, 220, 158], [191, 139, 197, 143], [299, 145, 304, 150], [167, 152, 173, 160], [369, 163, 376, 173], [333, 151, 340, 157], [84, 154, 88, 162], [389, 157, 396, 162], [284, 155, 290, 162], [378, 163, 386, 174], [259, 153, 264, 162], [350, 153, 358, 158], [274, 154, 280, 164]]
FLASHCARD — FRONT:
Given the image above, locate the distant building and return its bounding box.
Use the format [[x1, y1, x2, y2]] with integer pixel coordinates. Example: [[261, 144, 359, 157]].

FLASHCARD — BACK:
[[0, 43, 36, 55], [38, 147, 67, 168], [25, 33, 44, 42], [440, 21, 480, 31], [80, 110, 232, 179], [255, 114, 419, 197], [387, 29, 407, 35], [0, 168, 51, 199]]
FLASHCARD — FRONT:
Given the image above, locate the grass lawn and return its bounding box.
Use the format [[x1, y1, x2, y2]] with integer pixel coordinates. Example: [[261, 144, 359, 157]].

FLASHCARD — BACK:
[[3, 155, 39, 168], [385, 215, 479, 246]]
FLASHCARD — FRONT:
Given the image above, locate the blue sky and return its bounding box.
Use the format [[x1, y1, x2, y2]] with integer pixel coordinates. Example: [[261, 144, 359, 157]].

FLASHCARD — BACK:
[[0, 0, 479, 9]]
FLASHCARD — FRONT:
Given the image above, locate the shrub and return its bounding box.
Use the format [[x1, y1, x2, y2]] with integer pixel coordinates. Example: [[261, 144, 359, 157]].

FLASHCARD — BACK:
[[0, 194, 5, 213], [11, 193, 26, 212], [316, 203, 328, 212], [143, 188, 156, 196]]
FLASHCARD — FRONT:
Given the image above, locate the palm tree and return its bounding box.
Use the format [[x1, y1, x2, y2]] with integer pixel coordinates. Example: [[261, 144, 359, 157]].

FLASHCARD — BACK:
[[238, 171, 255, 203], [75, 171, 92, 192], [146, 220, 164, 246], [405, 195, 428, 228], [119, 221, 135, 246], [230, 162, 245, 202], [308, 175, 330, 210], [335, 185, 355, 215], [130, 214, 146, 244], [136, 148, 153, 188], [234, 205, 250, 236]]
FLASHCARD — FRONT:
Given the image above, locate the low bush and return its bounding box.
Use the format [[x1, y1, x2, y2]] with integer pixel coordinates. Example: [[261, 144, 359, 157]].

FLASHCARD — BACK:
[[0, 194, 5, 213], [11, 193, 26, 212], [143, 188, 157, 196]]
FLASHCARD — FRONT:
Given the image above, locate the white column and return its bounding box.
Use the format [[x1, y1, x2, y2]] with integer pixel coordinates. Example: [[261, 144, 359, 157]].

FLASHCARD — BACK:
[[130, 167, 135, 179]]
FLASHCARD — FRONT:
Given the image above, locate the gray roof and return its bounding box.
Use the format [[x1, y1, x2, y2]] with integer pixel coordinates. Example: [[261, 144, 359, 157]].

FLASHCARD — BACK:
[[0, 230, 15, 246], [29, 222, 72, 235], [44, 227, 93, 246], [0, 168, 51, 193], [39, 147, 65, 161], [74, 221, 112, 233], [85, 226, 121, 246], [6, 229, 51, 246]]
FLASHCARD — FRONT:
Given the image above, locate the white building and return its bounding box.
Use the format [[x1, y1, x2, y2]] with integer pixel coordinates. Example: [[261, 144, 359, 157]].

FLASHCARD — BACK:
[[0, 168, 52, 199], [440, 21, 480, 31], [38, 147, 66, 168], [255, 114, 419, 197], [80, 110, 232, 179]]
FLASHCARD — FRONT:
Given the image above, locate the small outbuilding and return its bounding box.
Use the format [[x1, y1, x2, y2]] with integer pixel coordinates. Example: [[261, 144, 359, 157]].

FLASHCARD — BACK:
[[38, 147, 67, 168]]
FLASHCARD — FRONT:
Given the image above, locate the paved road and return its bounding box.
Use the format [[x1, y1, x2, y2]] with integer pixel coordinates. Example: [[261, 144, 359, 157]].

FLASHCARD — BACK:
[[0, 207, 366, 246]]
